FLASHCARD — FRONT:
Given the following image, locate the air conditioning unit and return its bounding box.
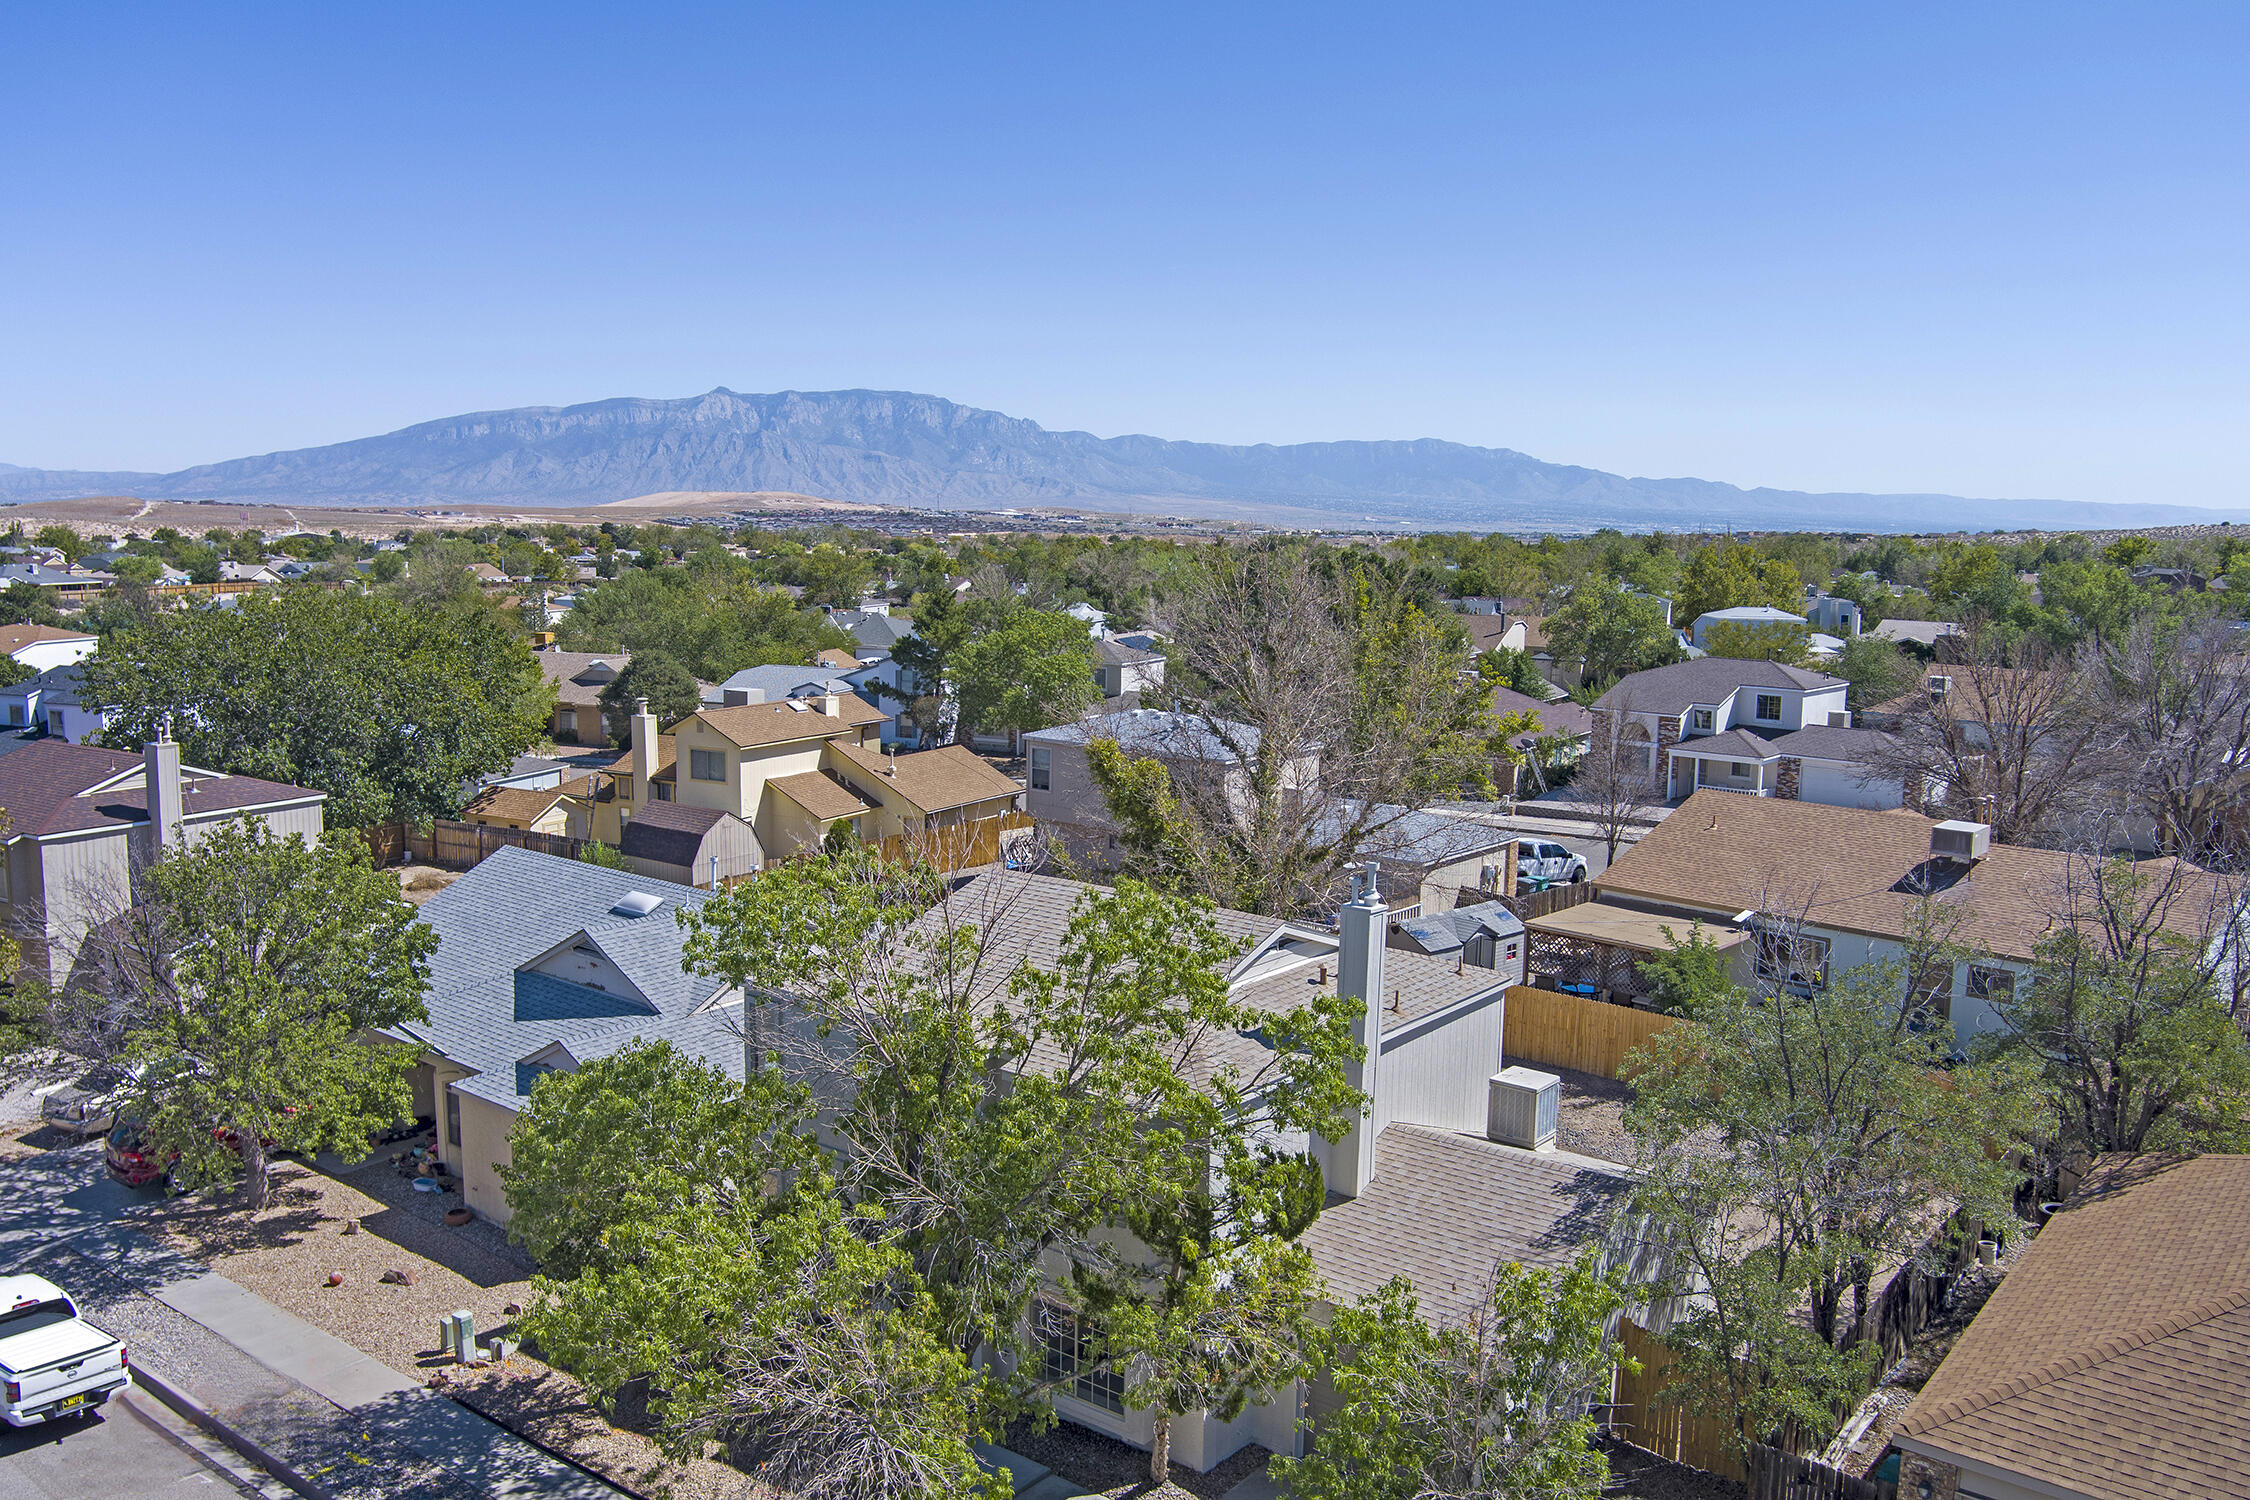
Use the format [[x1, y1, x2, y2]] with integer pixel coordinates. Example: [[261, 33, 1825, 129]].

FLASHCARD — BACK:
[[1487, 1066, 1560, 1151], [1927, 674, 1952, 697], [1931, 820, 1991, 864]]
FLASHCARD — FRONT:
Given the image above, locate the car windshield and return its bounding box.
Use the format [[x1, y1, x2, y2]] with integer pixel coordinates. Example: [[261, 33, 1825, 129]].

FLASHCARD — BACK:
[[0, 1298, 79, 1334], [107, 1125, 141, 1150]]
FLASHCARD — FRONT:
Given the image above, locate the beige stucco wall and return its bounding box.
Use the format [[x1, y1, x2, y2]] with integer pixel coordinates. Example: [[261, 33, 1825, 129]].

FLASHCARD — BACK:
[[453, 1090, 519, 1225]]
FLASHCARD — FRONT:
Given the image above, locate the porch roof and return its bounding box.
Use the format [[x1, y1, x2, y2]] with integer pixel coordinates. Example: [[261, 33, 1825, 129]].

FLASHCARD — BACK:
[[1666, 729, 1777, 762], [1526, 902, 1751, 957]]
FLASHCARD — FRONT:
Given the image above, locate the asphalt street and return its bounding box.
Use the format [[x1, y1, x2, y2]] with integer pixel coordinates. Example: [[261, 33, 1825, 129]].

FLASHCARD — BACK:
[[0, 1386, 273, 1500]]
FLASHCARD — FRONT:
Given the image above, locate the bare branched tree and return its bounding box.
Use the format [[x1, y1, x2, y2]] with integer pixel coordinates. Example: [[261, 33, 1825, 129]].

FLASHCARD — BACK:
[[1863, 618, 2112, 845], [1096, 548, 1489, 915], [1573, 710, 1653, 865], [2087, 615, 2250, 857]]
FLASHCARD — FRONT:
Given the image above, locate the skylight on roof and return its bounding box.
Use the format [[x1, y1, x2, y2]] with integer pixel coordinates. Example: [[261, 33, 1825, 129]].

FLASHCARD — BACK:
[[610, 891, 663, 918]]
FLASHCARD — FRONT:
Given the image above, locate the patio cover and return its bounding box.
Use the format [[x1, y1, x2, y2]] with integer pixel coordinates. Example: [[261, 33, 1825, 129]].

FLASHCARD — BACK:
[[1526, 903, 1750, 957]]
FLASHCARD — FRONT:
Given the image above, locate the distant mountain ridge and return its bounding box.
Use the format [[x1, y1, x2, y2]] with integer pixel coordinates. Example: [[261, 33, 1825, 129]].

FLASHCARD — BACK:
[[2, 388, 2238, 533]]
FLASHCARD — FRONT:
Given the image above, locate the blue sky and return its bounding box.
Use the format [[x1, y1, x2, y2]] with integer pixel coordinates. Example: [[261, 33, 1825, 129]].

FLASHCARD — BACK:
[[4, 4, 2245, 505]]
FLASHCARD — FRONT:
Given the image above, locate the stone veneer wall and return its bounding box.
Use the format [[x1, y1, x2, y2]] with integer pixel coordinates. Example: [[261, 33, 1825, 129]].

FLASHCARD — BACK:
[[1776, 756, 1802, 799]]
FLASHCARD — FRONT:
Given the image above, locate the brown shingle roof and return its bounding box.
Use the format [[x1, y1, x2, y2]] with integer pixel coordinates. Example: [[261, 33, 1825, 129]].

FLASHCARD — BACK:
[[0, 624, 95, 655], [1491, 686, 1591, 743], [769, 770, 872, 821], [462, 785, 569, 825], [692, 695, 886, 749], [825, 742, 1020, 814], [1297, 1127, 1632, 1327], [618, 800, 737, 865], [534, 650, 630, 708], [1897, 1154, 2250, 1499], [1596, 790, 2224, 963], [0, 740, 322, 838], [811, 647, 861, 671], [604, 735, 676, 779]]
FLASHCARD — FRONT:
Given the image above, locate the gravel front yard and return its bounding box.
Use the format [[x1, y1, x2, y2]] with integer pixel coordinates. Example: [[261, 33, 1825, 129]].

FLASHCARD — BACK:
[[130, 1155, 759, 1500]]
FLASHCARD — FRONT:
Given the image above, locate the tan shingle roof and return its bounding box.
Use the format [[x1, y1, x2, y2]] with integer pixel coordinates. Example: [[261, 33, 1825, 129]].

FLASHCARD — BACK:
[[0, 623, 95, 654], [826, 742, 1020, 814], [693, 695, 886, 749], [1297, 1126, 1632, 1327], [769, 770, 873, 821], [812, 647, 861, 671], [1597, 790, 2224, 963], [1898, 1154, 2250, 1499], [534, 650, 630, 708], [463, 785, 569, 824]]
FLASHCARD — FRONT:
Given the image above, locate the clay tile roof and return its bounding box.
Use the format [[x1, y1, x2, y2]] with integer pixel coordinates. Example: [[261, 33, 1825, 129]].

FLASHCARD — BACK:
[[769, 770, 873, 821], [0, 624, 95, 654], [1597, 790, 2225, 962], [1897, 1154, 2250, 1499], [693, 695, 886, 749], [826, 742, 1020, 814]]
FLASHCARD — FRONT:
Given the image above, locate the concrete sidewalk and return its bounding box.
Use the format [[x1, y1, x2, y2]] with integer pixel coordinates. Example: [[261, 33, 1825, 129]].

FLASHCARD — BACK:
[[0, 1145, 630, 1500]]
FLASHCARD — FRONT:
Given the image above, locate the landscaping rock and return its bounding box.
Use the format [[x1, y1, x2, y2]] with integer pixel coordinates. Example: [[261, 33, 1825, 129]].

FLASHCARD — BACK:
[[380, 1267, 417, 1286], [326, 1271, 345, 1286]]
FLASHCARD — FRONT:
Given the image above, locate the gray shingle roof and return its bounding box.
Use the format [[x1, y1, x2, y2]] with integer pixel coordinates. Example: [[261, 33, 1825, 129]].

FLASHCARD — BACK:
[[713, 665, 855, 702], [1593, 658, 1843, 715], [830, 610, 914, 652], [618, 801, 734, 865], [1669, 727, 1777, 760], [1395, 900, 1524, 956], [1759, 724, 1892, 762], [398, 847, 737, 1109], [1297, 1125, 1633, 1326], [1024, 708, 1261, 762]]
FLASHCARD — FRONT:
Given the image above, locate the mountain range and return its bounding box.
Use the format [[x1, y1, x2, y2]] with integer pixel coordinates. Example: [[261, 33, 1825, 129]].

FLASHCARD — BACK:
[[2, 388, 2238, 534]]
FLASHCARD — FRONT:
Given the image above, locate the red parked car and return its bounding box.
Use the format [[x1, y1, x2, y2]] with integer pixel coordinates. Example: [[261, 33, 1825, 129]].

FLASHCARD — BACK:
[[104, 1117, 294, 1190]]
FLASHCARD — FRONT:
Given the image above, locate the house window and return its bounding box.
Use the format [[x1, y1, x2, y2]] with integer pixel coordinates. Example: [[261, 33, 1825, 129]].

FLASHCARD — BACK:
[[1730, 762, 1751, 778], [690, 748, 725, 782], [1754, 929, 1830, 991], [1907, 960, 1953, 1020], [1690, 709, 1713, 733], [1029, 746, 1051, 792], [653, 781, 674, 802], [1966, 965, 2015, 1006], [1754, 694, 1783, 722], [5, 705, 18, 725], [1037, 1303, 1124, 1414], [445, 1087, 462, 1148]]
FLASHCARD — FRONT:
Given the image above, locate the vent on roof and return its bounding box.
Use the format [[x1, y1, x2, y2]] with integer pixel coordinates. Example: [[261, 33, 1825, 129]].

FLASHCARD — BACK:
[[610, 891, 663, 918], [785, 699, 810, 713]]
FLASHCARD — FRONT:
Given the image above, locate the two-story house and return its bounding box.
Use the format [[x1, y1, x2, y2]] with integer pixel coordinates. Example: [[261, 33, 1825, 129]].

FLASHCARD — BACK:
[[0, 734, 326, 986], [533, 649, 628, 745], [597, 696, 1020, 867], [1591, 658, 1852, 800]]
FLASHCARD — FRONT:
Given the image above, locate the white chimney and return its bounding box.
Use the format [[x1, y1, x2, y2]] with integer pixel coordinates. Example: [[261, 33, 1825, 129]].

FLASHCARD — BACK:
[[1329, 860, 1388, 1199], [822, 690, 842, 718], [144, 722, 184, 860], [630, 697, 658, 804]]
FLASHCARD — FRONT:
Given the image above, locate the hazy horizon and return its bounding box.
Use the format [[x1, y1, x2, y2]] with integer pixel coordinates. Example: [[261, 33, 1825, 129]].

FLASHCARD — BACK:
[[5, 6, 2246, 509]]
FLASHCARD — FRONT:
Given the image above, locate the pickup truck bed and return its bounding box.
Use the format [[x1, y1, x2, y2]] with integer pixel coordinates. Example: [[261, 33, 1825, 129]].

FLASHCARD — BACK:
[[0, 1274, 130, 1427]]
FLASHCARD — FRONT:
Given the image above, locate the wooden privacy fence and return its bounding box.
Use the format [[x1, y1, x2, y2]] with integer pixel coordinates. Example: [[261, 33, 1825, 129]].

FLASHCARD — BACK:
[[1502, 984, 1678, 1079], [876, 811, 1034, 874], [1746, 1444, 1896, 1500], [359, 819, 594, 871], [1611, 1324, 1897, 1498], [1612, 1320, 1748, 1482]]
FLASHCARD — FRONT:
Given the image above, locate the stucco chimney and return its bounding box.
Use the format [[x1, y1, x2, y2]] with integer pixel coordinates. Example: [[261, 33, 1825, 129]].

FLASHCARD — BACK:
[[822, 690, 842, 718], [144, 720, 183, 860], [630, 697, 658, 802], [1329, 860, 1388, 1199]]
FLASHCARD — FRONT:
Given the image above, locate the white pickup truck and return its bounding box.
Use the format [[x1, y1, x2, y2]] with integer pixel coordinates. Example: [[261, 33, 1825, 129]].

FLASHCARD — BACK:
[[0, 1274, 130, 1426]]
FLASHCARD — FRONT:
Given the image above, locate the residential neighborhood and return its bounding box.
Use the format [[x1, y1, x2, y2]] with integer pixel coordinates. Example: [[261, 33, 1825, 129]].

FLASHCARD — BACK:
[[3, 12, 2244, 1499]]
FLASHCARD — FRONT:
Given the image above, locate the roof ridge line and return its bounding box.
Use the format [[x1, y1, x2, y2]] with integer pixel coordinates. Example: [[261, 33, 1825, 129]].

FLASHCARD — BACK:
[[1899, 1283, 2250, 1437]]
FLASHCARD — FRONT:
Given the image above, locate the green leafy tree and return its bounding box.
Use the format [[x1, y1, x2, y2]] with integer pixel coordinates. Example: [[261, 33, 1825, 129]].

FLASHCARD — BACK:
[[597, 650, 703, 744], [1926, 542, 2031, 624], [1474, 644, 1549, 698], [1625, 920, 2036, 1462], [508, 1045, 1003, 1500], [1675, 541, 1805, 625], [2035, 557, 2138, 648], [675, 847, 1362, 1393], [558, 554, 852, 681], [1636, 922, 1734, 1016], [1831, 634, 1911, 712], [951, 607, 1099, 741], [84, 590, 550, 827], [109, 554, 166, 587], [1983, 857, 2250, 1164], [576, 839, 627, 869], [1700, 618, 1812, 665], [0, 581, 64, 626], [92, 821, 433, 1209], [1544, 586, 1679, 689], [1273, 1252, 1628, 1500], [33, 525, 84, 565]]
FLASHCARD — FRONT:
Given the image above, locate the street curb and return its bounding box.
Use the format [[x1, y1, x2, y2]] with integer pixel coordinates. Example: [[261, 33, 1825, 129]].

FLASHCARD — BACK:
[[130, 1361, 335, 1500]]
